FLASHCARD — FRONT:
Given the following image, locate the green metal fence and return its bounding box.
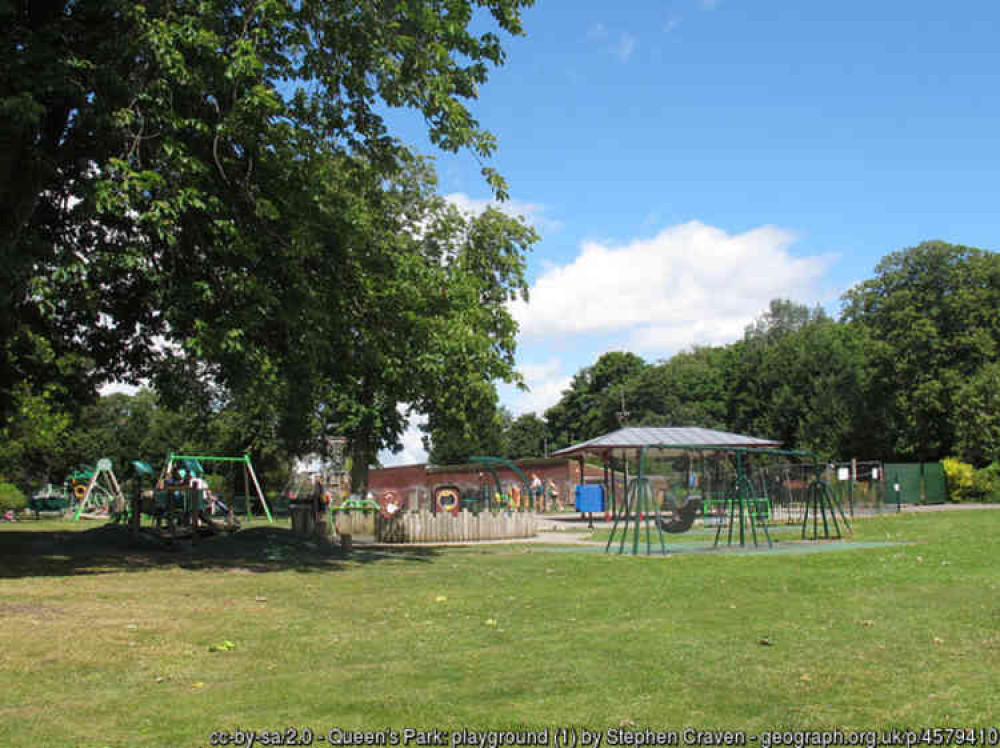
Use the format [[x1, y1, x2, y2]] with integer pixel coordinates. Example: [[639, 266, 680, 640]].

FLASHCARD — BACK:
[[922, 462, 948, 504], [885, 463, 922, 505], [884, 462, 949, 505]]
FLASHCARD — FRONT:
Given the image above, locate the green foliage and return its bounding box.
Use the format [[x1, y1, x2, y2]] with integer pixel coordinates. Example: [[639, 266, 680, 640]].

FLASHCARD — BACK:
[[539, 242, 998, 465], [842, 241, 1000, 460], [941, 458, 978, 502], [744, 298, 829, 341], [623, 346, 728, 430], [0, 383, 74, 491], [954, 362, 1000, 466], [503, 413, 549, 460], [0, 482, 27, 513], [972, 462, 1000, 503], [727, 314, 867, 458], [545, 352, 647, 448], [2, 0, 535, 488], [424, 382, 508, 466]]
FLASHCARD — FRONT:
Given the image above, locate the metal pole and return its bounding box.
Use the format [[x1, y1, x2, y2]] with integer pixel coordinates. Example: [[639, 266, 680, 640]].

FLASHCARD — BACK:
[[243, 461, 251, 522], [622, 450, 631, 511], [245, 455, 274, 523], [849, 458, 856, 518], [603, 460, 609, 519], [737, 453, 746, 547]]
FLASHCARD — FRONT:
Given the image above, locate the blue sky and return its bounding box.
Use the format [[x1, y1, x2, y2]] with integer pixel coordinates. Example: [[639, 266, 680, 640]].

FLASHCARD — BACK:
[[381, 0, 1000, 464]]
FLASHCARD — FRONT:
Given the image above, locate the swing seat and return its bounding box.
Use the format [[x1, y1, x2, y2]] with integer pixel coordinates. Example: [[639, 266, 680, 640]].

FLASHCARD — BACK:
[[659, 497, 702, 534]]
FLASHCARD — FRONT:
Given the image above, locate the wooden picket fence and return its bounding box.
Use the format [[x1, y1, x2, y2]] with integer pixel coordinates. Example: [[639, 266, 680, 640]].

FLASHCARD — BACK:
[[364, 509, 539, 544]]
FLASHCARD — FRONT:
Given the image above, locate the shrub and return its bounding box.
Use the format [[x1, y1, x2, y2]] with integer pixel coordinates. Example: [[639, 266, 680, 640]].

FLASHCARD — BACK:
[[973, 462, 1000, 503], [941, 458, 979, 502], [0, 482, 27, 513]]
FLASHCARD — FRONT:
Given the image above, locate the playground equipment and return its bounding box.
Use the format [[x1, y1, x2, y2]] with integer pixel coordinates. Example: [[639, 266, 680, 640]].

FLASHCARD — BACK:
[[127, 458, 238, 540], [467, 456, 535, 512], [160, 453, 273, 523], [434, 484, 461, 515], [605, 445, 853, 555], [118, 453, 271, 542], [28, 484, 71, 517], [660, 495, 703, 534], [69, 459, 127, 520]]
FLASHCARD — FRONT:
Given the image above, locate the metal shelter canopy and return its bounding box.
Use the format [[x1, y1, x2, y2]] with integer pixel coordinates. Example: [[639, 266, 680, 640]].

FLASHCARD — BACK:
[[550, 426, 781, 458]]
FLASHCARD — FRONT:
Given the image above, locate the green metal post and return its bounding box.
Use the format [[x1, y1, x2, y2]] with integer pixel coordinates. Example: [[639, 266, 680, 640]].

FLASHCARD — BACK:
[[800, 482, 811, 539], [849, 458, 855, 518], [618, 480, 634, 556], [605, 482, 626, 553], [737, 453, 746, 547], [631, 482, 641, 557], [819, 481, 830, 538]]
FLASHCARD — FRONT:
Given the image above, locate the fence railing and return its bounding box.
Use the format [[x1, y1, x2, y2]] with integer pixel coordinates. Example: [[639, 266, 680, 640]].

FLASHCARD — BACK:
[[368, 510, 539, 544]]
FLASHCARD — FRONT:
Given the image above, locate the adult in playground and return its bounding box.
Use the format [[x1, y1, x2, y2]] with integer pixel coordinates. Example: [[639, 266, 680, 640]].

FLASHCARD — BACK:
[[310, 474, 326, 512], [531, 473, 544, 511]]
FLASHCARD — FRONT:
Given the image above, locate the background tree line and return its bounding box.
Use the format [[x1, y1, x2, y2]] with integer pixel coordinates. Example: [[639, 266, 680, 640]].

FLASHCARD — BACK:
[[2, 239, 997, 497], [432, 240, 999, 470]]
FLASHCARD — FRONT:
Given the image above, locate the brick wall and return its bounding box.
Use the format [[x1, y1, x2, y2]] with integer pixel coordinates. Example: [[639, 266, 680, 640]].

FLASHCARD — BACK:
[[367, 458, 606, 511]]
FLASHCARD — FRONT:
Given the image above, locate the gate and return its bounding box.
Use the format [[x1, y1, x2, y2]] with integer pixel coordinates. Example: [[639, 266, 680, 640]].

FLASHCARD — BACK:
[[922, 462, 947, 504], [883, 462, 948, 504]]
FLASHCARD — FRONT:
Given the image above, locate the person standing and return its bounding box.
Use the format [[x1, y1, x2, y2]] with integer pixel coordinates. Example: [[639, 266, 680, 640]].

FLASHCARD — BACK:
[[546, 478, 560, 512], [531, 473, 544, 512]]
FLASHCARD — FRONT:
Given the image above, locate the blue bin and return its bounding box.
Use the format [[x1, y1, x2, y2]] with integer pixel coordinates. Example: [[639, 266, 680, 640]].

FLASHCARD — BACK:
[[575, 484, 604, 513]]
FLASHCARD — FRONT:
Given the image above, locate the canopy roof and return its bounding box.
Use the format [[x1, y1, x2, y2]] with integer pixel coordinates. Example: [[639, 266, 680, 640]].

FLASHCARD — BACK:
[[551, 426, 780, 458]]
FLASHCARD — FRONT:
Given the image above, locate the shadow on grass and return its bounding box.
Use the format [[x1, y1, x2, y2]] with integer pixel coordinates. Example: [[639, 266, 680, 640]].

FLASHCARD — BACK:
[[0, 524, 439, 579]]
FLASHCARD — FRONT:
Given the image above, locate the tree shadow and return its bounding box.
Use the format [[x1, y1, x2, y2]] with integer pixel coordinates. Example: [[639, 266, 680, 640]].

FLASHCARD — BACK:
[[0, 524, 439, 579]]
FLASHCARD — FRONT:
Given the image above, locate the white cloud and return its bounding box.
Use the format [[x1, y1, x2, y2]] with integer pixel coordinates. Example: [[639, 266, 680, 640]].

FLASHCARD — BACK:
[[99, 381, 142, 396], [614, 32, 638, 61], [444, 192, 563, 234], [512, 221, 835, 356], [500, 358, 573, 417], [378, 413, 429, 467], [700, 0, 720, 9]]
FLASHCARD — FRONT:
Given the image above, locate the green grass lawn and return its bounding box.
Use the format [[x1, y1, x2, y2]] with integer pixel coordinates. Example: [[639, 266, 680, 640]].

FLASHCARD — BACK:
[[586, 521, 854, 547], [1, 511, 998, 747]]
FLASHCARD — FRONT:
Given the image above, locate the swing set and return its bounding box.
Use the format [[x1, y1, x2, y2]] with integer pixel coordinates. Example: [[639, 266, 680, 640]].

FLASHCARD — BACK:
[[69, 458, 126, 521], [606, 445, 853, 556], [121, 452, 273, 542], [160, 453, 274, 523]]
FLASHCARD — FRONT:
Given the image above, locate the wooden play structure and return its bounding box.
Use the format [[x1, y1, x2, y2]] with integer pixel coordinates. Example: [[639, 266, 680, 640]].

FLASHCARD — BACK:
[[124, 453, 272, 542]]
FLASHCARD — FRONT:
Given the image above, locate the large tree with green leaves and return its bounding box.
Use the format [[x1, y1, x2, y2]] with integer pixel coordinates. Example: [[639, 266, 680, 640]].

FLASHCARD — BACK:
[[953, 362, 1000, 466], [842, 241, 1000, 460], [544, 351, 647, 448], [609, 346, 728, 430], [725, 315, 867, 457], [502, 412, 548, 460], [3, 0, 536, 478]]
